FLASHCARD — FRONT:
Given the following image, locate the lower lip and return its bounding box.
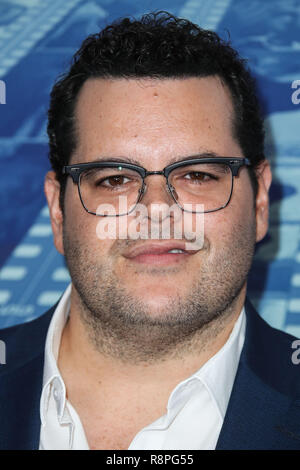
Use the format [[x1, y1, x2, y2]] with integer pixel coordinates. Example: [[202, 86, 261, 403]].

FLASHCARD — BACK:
[[125, 252, 190, 265]]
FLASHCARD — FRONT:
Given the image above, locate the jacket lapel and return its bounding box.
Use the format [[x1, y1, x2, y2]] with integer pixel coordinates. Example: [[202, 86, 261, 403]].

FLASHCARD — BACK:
[[216, 299, 300, 449], [0, 353, 45, 449], [0, 306, 56, 450]]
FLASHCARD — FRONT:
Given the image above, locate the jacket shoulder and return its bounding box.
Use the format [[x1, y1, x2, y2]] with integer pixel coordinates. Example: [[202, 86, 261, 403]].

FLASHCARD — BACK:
[[244, 298, 300, 397], [0, 304, 57, 376]]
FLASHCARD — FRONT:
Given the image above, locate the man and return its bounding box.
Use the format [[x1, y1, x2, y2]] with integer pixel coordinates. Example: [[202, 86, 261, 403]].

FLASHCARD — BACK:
[[1, 12, 300, 450]]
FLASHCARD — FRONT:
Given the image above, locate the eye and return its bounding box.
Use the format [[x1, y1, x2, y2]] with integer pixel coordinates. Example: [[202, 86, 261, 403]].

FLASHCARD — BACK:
[[183, 171, 216, 182], [97, 175, 131, 188]]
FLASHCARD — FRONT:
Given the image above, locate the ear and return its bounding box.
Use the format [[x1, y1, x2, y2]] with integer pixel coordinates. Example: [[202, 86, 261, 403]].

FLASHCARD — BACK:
[[44, 171, 64, 255], [255, 160, 272, 243]]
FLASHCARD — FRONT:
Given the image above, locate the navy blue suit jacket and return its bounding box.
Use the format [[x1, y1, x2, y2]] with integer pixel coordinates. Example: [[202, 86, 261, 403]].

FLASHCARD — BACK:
[[0, 298, 300, 450]]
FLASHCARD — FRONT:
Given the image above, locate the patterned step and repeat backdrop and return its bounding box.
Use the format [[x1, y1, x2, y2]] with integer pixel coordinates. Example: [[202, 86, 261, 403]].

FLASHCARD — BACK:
[[0, 0, 300, 336]]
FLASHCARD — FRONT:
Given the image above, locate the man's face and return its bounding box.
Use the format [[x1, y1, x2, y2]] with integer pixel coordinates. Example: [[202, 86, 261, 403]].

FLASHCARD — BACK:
[[45, 76, 271, 359]]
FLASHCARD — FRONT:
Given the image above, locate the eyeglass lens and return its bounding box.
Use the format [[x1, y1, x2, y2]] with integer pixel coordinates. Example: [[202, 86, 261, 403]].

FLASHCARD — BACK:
[[78, 162, 233, 215]]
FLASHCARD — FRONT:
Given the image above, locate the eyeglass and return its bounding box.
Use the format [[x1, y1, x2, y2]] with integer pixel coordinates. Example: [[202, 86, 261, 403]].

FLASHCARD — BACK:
[[62, 156, 251, 216]]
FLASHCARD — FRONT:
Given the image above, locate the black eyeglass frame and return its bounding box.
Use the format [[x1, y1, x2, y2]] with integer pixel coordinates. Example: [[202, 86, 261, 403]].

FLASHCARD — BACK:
[[62, 156, 251, 216]]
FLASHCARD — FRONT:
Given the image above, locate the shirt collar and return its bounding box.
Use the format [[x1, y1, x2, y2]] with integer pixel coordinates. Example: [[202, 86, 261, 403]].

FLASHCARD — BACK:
[[40, 283, 72, 426], [167, 308, 246, 420]]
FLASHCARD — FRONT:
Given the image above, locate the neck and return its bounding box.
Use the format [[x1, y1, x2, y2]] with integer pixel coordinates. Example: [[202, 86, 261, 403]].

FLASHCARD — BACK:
[[58, 285, 246, 392]]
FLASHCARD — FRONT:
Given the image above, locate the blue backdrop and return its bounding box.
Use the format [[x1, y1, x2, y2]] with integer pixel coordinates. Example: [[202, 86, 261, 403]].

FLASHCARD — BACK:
[[0, 0, 300, 337]]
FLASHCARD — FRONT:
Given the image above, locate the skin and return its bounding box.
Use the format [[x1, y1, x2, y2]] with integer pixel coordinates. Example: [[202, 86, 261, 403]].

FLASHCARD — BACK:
[[44, 76, 272, 449]]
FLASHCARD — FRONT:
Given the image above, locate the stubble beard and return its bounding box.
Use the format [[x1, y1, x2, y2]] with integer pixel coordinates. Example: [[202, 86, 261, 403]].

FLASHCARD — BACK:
[[62, 217, 256, 364]]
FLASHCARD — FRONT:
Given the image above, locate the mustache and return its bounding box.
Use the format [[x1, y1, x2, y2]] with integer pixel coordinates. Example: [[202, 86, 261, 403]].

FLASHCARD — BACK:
[[111, 234, 208, 254]]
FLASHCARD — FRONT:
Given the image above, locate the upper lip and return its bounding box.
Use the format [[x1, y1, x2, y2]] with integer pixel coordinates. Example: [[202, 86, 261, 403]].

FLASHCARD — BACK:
[[123, 241, 200, 258]]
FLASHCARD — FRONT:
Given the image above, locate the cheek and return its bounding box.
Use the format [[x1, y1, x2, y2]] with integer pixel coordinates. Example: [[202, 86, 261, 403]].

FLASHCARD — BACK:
[[85, 222, 116, 257], [63, 181, 103, 246], [63, 202, 115, 257], [202, 191, 256, 252]]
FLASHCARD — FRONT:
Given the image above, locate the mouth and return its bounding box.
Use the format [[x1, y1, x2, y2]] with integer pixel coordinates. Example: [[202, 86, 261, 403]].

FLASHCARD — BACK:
[[122, 241, 200, 265]]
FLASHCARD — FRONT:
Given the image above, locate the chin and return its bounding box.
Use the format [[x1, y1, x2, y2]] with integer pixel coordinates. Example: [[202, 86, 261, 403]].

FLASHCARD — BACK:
[[137, 291, 175, 311]]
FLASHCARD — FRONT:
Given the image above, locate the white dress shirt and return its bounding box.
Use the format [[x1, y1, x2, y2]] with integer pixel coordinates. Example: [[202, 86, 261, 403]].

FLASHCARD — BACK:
[[39, 283, 246, 450]]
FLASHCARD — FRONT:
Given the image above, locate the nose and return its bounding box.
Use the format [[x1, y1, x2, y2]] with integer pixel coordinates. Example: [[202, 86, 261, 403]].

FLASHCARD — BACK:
[[132, 174, 185, 240], [139, 174, 175, 209]]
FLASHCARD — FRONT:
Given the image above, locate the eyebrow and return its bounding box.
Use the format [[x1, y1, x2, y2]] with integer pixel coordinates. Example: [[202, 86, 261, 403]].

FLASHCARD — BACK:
[[167, 152, 221, 165], [93, 156, 142, 165], [92, 151, 223, 167]]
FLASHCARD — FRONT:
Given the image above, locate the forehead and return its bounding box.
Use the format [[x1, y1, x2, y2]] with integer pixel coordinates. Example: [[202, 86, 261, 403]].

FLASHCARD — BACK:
[[73, 76, 241, 165]]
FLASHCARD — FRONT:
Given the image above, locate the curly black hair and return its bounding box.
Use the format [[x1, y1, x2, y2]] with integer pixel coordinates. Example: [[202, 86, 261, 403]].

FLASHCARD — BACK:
[[47, 11, 265, 210]]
